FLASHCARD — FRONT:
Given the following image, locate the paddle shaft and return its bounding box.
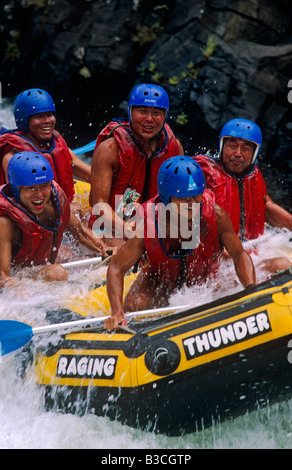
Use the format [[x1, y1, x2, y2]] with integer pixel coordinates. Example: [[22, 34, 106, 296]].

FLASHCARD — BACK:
[[61, 255, 112, 269], [32, 315, 108, 335], [32, 304, 189, 336]]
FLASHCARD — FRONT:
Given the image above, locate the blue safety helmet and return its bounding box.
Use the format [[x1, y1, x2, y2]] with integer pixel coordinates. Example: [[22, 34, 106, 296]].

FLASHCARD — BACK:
[[158, 156, 205, 205], [14, 88, 56, 132], [219, 118, 262, 164], [7, 151, 54, 203], [128, 83, 169, 124]]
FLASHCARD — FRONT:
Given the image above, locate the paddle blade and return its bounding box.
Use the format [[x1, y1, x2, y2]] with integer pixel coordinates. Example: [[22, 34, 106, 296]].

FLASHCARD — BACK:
[[73, 140, 96, 155], [0, 320, 33, 356]]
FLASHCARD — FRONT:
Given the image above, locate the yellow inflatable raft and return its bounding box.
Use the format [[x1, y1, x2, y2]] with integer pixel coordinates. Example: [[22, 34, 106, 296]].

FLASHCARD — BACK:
[[31, 267, 292, 435]]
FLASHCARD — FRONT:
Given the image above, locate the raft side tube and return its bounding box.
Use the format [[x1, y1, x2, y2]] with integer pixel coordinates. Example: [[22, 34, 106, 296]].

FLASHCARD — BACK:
[[30, 269, 292, 434]]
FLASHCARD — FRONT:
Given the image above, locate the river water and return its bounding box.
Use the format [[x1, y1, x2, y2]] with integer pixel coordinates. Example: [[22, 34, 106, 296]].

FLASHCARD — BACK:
[[0, 100, 292, 450]]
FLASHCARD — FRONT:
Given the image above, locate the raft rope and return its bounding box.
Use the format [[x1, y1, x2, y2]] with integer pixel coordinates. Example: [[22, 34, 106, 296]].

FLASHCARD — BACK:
[[143, 270, 292, 334]]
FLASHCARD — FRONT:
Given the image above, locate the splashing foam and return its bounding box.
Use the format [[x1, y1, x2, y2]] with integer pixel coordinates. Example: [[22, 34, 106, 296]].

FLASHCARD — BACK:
[[169, 227, 292, 309]]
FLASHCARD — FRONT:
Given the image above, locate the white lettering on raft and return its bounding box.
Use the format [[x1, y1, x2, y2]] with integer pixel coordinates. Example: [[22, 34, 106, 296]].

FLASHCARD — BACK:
[[57, 354, 118, 379], [183, 311, 271, 359]]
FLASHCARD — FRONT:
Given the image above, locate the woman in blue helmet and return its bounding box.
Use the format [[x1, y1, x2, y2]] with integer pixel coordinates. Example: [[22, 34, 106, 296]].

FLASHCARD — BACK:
[[194, 118, 292, 273], [0, 151, 111, 289], [89, 83, 183, 249], [104, 156, 256, 331], [0, 88, 91, 204]]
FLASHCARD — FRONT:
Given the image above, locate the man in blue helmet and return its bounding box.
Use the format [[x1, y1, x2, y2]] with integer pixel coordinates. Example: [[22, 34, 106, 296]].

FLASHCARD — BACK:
[[89, 83, 183, 249], [104, 156, 256, 330], [0, 151, 111, 289], [194, 118, 292, 273], [0, 88, 91, 205]]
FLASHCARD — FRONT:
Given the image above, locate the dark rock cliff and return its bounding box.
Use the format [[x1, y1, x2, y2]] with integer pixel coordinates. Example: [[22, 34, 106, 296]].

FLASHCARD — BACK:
[[1, 0, 292, 201]]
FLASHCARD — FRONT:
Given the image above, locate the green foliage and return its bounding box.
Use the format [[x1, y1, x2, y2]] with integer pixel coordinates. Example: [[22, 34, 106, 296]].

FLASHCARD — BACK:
[[4, 40, 21, 61], [167, 64, 199, 85], [200, 35, 219, 58], [137, 35, 219, 87], [23, 0, 48, 9], [168, 75, 182, 86], [176, 113, 189, 126], [152, 72, 162, 83], [132, 22, 162, 45], [79, 66, 92, 78], [148, 56, 157, 73], [153, 4, 168, 10]]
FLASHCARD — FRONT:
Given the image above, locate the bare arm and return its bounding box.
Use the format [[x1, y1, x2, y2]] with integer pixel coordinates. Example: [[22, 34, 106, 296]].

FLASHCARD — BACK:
[[69, 149, 91, 183], [215, 204, 256, 288], [105, 230, 145, 330], [177, 139, 184, 155], [66, 211, 113, 258], [91, 137, 133, 238], [2, 150, 17, 182], [265, 195, 292, 230], [0, 216, 21, 288]]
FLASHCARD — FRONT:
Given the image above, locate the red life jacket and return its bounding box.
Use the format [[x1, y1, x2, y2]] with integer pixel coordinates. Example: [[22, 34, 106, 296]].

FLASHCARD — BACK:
[[0, 130, 75, 202], [0, 181, 70, 266], [88, 120, 180, 228], [141, 190, 221, 290], [194, 155, 267, 240]]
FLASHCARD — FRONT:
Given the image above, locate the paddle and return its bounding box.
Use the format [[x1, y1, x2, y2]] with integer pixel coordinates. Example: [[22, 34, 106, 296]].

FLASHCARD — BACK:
[[73, 140, 96, 156], [61, 255, 112, 270], [0, 304, 189, 356]]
